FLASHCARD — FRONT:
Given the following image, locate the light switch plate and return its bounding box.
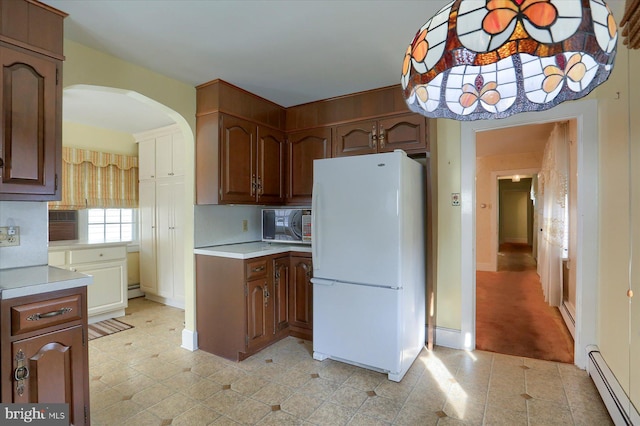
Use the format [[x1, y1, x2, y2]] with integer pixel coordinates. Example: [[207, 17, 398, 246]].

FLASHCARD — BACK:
[[0, 226, 20, 247], [451, 193, 461, 206]]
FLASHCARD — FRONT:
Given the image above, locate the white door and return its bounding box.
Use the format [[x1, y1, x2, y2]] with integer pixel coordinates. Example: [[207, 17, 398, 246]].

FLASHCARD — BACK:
[[138, 139, 156, 180], [312, 153, 401, 287], [139, 180, 157, 293], [313, 278, 401, 374]]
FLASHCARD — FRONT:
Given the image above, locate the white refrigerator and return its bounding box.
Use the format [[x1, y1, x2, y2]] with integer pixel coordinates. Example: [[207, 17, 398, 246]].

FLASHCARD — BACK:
[[311, 150, 425, 382]]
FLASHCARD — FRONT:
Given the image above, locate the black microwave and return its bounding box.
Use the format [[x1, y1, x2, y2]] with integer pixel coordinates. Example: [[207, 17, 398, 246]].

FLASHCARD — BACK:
[[262, 208, 311, 244]]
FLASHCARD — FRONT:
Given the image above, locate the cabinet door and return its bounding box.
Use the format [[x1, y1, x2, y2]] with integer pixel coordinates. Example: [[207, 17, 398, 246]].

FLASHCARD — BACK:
[[75, 261, 127, 317], [138, 139, 156, 180], [289, 256, 313, 330], [11, 326, 87, 425], [273, 257, 290, 332], [155, 134, 174, 178], [156, 177, 184, 301], [220, 114, 256, 204], [257, 126, 285, 204], [246, 277, 273, 350], [0, 46, 59, 199], [334, 119, 377, 157], [171, 131, 185, 177], [286, 128, 331, 204], [139, 180, 157, 294], [377, 113, 428, 154]]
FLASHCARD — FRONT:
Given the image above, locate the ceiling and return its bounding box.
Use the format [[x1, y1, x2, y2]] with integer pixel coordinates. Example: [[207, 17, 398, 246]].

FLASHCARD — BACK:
[[476, 122, 556, 158], [39, 0, 569, 144]]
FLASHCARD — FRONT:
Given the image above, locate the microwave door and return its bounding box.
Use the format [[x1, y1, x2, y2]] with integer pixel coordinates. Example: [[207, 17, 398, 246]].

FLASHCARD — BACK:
[[263, 210, 276, 240]]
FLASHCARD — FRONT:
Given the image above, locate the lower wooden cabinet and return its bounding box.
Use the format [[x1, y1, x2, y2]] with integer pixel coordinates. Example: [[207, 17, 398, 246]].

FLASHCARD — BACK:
[[196, 251, 312, 361], [1, 287, 90, 425], [289, 254, 313, 340]]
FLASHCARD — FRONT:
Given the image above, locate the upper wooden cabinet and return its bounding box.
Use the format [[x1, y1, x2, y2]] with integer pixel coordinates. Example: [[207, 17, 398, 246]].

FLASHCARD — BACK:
[[0, 0, 66, 201], [217, 114, 285, 204], [334, 113, 429, 157], [286, 127, 331, 205]]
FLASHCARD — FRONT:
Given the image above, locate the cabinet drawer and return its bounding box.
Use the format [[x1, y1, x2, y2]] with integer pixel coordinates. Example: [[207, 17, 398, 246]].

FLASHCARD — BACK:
[[68, 246, 126, 264], [246, 258, 268, 280], [48, 251, 66, 266], [11, 294, 83, 336]]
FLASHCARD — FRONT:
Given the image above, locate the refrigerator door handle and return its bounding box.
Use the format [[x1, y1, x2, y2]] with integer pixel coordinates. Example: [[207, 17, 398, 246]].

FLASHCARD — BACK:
[[312, 182, 320, 269], [310, 278, 335, 286]]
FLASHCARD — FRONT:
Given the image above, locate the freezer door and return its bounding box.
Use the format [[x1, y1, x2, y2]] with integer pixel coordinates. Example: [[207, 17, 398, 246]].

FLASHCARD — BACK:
[[312, 153, 402, 287], [312, 278, 402, 374]]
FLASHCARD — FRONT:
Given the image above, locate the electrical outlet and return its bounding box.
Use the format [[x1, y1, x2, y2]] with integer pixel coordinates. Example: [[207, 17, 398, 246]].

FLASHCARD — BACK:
[[0, 226, 20, 247], [451, 193, 461, 206], [242, 219, 248, 232]]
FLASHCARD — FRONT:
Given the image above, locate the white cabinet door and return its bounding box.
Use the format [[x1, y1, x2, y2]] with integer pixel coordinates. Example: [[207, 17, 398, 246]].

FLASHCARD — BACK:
[[171, 132, 185, 177], [138, 139, 156, 180], [156, 176, 184, 302], [155, 134, 174, 178], [139, 180, 157, 294], [76, 260, 127, 317]]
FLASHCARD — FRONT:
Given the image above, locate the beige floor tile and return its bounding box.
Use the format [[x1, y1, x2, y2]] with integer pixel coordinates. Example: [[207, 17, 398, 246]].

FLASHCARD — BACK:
[[571, 406, 615, 426], [373, 380, 413, 403], [209, 416, 241, 425], [170, 404, 221, 425], [356, 395, 403, 423], [132, 358, 187, 380], [92, 399, 145, 425], [251, 381, 294, 405], [209, 365, 248, 386], [256, 409, 303, 425], [443, 396, 486, 425], [329, 384, 369, 409], [344, 369, 387, 391], [392, 403, 439, 426], [527, 398, 574, 425], [482, 406, 528, 425], [230, 374, 269, 396], [202, 389, 246, 416], [147, 392, 199, 419], [111, 372, 157, 395], [182, 378, 223, 401], [131, 383, 177, 409], [307, 401, 356, 426], [299, 376, 342, 399], [90, 387, 126, 411], [280, 393, 324, 419], [348, 412, 392, 425], [121, 409, 165, 426], [224, 398, 272, 424]]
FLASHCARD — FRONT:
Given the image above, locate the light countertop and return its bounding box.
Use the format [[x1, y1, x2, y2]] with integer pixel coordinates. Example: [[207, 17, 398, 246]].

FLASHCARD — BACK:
[[194, 241, 312, 259], [0, 265, 93, 299], [49, 240, 137, 252]]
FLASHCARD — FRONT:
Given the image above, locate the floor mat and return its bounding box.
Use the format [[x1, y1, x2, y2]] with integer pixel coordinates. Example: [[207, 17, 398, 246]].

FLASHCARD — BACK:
[[88, 318, 134, 340]]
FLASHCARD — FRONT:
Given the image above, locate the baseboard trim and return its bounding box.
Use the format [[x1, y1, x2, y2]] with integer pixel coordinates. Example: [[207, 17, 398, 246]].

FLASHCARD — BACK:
[[435, 326, 463, 350], [476, 262, 495, 272], [559, 303, 575, 339], [586, 345, 639, 425], [181, 328, 198, 352], [88, 309, 126, 325], [145, 293, 185, 310]]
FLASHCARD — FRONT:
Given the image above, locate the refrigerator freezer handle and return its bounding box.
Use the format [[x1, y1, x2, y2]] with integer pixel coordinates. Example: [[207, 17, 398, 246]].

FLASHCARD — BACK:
[[310, 278, 335, 286], [312, 182, 320, 269]]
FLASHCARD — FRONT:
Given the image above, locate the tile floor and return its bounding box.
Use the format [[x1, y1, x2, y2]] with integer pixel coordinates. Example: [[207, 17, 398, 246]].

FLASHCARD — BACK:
[[88, 297, 613, 425]]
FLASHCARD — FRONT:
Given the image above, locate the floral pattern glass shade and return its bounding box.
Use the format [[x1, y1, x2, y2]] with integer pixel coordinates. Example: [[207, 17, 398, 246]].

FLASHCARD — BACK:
[[401, 0, 617, 121]]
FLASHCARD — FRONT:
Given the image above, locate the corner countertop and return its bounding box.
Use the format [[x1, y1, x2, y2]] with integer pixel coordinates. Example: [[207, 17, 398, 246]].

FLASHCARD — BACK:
[[0, 265, 93, 300], [49, 240, 138, 253], [194, 241, 312, 259]]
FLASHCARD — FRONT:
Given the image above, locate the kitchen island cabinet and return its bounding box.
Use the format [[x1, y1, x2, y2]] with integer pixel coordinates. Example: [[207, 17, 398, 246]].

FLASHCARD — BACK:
[[0, 0, 66, 201], [0, 267, 92, 426]]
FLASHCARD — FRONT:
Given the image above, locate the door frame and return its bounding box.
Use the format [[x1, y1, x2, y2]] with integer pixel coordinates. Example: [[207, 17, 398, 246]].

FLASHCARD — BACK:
[[460, 99, 598, 369]]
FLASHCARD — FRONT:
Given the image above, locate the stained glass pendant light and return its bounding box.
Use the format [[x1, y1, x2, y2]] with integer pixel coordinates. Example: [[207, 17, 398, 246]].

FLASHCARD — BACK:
[[401, 0, 618, 121]]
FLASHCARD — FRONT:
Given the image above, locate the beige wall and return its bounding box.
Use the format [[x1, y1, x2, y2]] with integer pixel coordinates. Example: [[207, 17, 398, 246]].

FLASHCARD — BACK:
[[63, 121, 137, 156], [62, 40, 198, 336]]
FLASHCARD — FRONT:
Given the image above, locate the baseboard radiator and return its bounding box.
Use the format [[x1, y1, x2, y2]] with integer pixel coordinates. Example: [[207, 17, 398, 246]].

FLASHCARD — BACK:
[[587, 345, 640, 425]]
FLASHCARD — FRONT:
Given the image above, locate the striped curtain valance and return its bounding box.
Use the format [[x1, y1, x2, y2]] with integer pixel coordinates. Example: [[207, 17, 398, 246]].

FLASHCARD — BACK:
[[622, 0, 640, 48], [49, 147, 139, 210]]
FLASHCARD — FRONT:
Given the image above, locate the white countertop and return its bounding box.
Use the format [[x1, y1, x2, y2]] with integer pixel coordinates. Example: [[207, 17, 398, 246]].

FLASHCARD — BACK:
[[0, 265, 93, 299], [49, 240, 131, 250], [194, 241, 312, 259]]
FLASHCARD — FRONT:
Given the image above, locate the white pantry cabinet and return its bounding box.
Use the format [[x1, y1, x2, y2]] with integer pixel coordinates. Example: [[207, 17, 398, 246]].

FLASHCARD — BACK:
[[136, 125, 185, 308], [137, 124, 185, 180]]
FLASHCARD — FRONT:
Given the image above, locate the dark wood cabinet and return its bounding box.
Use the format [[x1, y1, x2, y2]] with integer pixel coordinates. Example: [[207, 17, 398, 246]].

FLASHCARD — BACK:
[[289, 254, 313, 340], [286, 128, 331, 205], [0, 0, 65, 201], [273, 256, 290, 332], [246, 276, 273, 351], [216, 114, 285, 204], [334, 113, 429, 157], [1, 287, 90, 426]]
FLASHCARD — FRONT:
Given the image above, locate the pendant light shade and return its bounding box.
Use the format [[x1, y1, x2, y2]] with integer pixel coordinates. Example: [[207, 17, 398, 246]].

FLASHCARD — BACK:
[[401, 0, 618, 121]]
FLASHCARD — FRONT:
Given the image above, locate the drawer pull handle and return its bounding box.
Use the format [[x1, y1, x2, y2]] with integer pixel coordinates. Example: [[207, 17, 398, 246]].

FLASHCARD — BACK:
[[252, 266, 265, 273], [26, 307, 73, 321]]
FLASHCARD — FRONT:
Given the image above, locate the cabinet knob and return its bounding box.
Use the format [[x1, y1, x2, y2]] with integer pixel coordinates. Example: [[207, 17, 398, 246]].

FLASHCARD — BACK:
[[379, 126, 386, 148], [629, 289, 634, 298]]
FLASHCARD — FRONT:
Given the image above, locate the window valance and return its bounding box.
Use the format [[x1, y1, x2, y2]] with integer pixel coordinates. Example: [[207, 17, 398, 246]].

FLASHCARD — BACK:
[[62, 147, 138, 170], [49, 147, 139, 210]]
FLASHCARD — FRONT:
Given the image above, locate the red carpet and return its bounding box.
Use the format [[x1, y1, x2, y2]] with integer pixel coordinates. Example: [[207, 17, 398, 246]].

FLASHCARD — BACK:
[[476, 244, 574, 363]]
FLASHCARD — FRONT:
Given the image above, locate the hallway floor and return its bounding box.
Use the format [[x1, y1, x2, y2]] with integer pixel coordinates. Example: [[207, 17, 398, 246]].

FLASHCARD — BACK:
[[88, 297, 612, 425]]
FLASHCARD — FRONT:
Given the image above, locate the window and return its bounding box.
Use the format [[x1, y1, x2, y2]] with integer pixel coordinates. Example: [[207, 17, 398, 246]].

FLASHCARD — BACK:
[[86, 208, 136, 243]]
